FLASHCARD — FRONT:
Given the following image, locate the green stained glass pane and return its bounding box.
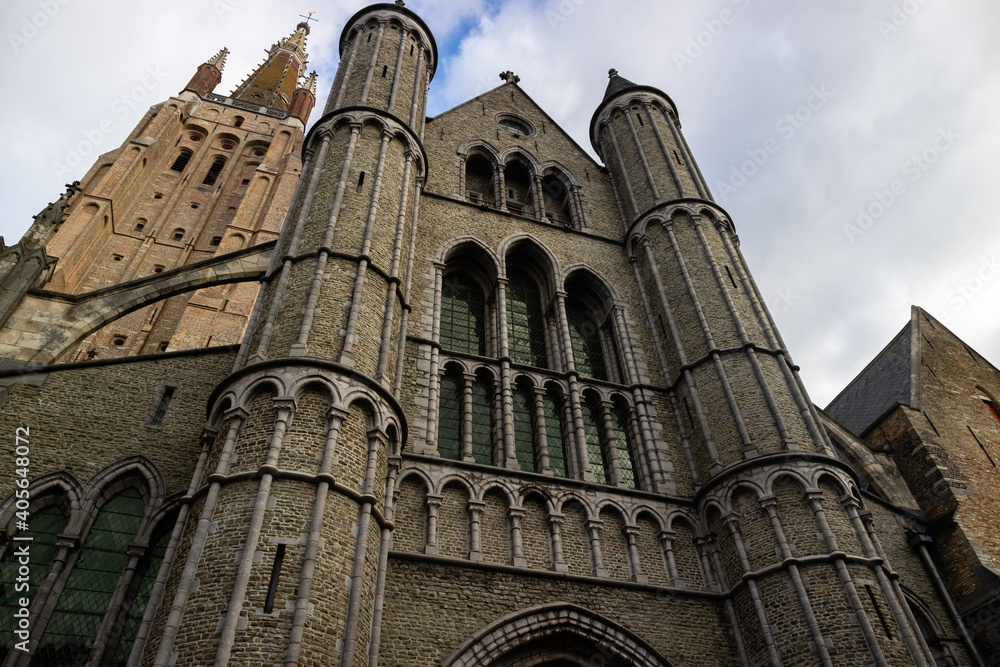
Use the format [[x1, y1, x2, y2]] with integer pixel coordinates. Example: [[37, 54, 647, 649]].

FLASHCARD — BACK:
[[438, 374, 462, 460], [109, 527, 171, 666], [441, 273, 486, 355], [471, 379, 494, 465], [512, 390, 536, 473], [582, 401, 607, 484], [506, 272, 547, 368], [34, 488, 144, 667], [568, 303, 607, 380], [543, 395, 567, 478], [613, 404, 639, 490], [0, 506, 67, 661]]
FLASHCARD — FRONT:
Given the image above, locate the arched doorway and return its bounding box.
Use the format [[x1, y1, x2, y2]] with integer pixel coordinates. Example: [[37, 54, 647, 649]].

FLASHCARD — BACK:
[[440, 603, 672, 667]]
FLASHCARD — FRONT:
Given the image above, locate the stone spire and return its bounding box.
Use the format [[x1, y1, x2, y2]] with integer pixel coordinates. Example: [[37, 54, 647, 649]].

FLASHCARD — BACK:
[[182, 46, 230, 97], [230, 23, 310, 111], [206, 46, 229, 72]]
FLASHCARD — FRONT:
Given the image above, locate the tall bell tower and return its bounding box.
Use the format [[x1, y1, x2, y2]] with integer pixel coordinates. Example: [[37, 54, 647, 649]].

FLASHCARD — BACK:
[[592, 71, 935, 665], [34, 25, 316, 362], [147, 3, 435, 665]]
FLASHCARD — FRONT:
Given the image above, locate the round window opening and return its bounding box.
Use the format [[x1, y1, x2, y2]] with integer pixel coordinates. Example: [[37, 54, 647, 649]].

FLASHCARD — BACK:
[[497, 114, 534, 137]]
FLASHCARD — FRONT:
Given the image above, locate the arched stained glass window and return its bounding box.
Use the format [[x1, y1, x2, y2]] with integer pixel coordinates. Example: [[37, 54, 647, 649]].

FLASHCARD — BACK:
[[441, 273, 486, 355], [506, 271, 547, 368], [512, 388, 536, 473], [438, 371, 462, 461], [613, 403, 640, 490], [543, 393, 568, 478], [106, 526, 170, 666], [35, 488, 145, 666], [471, 376, 494, 465], [581, 401, 608, 484], [568, 303, 607, 380], [0, 506, 67, 661]]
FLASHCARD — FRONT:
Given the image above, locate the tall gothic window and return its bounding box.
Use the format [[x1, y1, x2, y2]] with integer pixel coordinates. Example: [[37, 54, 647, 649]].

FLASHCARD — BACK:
[[581, 399, 609, 484], [441, 272, 486, 355], [567, 302, 607, 380], [106, 528, 171, 666], [0, 506, 67, 661], [512, 386, 537, 473], [34, 488, 145, 666], [507, 271, 547, 368], [438, 369, 462, 461], [543, 391, 568, 478], [613, 401, 640, 490], [470, 374, 494, 465]]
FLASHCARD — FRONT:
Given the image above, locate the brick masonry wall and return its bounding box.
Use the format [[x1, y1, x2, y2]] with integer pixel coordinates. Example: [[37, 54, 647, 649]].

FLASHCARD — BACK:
[[378, 556, 739, 667], [0, 349, 235, 501]]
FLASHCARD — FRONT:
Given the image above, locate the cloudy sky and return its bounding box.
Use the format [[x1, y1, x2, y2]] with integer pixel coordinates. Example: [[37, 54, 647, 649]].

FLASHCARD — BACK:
[[2, 0, 998, 406]]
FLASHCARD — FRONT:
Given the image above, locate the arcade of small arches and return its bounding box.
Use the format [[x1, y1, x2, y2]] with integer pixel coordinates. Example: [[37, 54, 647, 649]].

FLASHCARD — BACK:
[[458, 141, 588, 230], [420, 235, 670, 495]]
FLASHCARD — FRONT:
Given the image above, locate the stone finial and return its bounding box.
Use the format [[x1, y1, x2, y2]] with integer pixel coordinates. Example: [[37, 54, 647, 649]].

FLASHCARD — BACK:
[[207, 47, 230, 72], [499, 71, 520, 84], [302, 71, 318, 95], [32, 181, 81, 225], [608, 68, 618, 79], [395, 0, 405, 6]]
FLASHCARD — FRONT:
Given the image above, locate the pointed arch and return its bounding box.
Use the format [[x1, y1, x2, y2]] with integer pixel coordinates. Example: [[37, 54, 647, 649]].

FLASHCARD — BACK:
[[440, 603, 673, 667]]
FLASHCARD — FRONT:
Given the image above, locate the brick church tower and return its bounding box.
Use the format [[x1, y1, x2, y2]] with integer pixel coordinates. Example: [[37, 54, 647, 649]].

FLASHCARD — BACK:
[[25, 23, 317, 362], [0, 2, 992, 666]]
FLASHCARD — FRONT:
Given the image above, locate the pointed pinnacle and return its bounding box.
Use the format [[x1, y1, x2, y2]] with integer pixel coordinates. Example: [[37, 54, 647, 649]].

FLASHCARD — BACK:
[[302, 71, 318, 95], [207, 47, 230, 72]]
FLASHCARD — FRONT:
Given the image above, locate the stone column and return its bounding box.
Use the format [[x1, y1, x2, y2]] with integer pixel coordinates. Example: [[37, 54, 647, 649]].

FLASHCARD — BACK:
[[468, 500, 485, 562], [549, 513, 568, 573], [424, 494, 442, 556], [509, 508, 527, 567], [585, 519, 608, 578], [623, 525, 648, 584]]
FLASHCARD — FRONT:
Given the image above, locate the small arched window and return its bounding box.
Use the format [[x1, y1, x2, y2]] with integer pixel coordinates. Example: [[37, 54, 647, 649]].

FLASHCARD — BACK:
[[506, 270, 547, 368], [582, 398, 609, 484], [441, 272, 486, 356], [512, 385, 537, 473], [504, 160, 535, 217], [612, 399, 640, 490], [172, 229, 185, 243], [170, 149, 192, 172], [437, 368, 462, 461], [567, 301, 607, 380], [202, 157, 225, 186], [465, 154, 495, 206], [233, 116, 244, 128], [470, 373, 494, 466], [35, 488, 145, 664], [542, 174, 573, 226], [543, 390, 569, 478]]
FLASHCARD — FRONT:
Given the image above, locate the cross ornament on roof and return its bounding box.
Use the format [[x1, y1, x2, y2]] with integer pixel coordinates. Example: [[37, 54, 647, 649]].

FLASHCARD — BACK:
[[299, 11, 318, 24]]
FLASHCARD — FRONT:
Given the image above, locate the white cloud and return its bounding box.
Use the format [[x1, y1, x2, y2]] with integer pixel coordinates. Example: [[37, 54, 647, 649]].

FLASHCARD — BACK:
[[2, 0, 998, 405]]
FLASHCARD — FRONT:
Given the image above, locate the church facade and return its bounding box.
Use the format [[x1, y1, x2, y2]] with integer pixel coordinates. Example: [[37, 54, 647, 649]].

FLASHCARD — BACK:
[[0, 3, 997, 665]]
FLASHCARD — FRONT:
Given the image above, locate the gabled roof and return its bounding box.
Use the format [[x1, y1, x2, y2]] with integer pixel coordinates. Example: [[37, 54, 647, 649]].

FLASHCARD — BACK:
[[426, 81, 605, 171]]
